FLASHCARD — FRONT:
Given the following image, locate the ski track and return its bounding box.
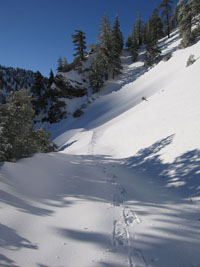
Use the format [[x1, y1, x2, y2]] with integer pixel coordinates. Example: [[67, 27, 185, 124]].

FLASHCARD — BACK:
[[104, 166, 147, 267]]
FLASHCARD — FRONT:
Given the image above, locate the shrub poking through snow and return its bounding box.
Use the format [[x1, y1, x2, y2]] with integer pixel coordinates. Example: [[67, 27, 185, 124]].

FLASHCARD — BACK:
[[186, 54, 196, 67], [73, 109, 84, 118], [163, 53, 172, 62]]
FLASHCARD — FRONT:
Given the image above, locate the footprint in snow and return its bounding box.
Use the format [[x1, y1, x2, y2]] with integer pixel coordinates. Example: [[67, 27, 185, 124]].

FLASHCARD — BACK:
[[123, 208, 141, 226], [129, 248, 148, 267], [113, 220, 129, 246]]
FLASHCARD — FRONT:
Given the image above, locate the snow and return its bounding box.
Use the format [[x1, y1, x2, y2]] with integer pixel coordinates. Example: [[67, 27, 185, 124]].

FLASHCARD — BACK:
[[1, 30, 200, 267]]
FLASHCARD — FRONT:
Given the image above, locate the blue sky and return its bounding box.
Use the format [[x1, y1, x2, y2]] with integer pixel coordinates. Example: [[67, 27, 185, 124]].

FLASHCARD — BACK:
[[0, 0, 176, 77]]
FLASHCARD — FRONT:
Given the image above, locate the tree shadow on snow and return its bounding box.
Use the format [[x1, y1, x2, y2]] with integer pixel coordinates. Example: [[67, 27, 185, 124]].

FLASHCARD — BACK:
[[124, 134, 200, 200], [0, 223, 38, 251], [0, 253, 20, 267], [52, 135, 200, 265], [0, 189, 53, 216]]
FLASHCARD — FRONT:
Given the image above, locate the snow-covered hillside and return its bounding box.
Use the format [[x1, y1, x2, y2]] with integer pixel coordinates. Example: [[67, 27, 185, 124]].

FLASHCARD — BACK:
[[1, 30, 200, 267]]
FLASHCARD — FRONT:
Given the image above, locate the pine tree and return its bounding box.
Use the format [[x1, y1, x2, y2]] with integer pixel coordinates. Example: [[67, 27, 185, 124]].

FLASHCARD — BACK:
[[48, 69, 54, 87], [0, 90, 56, 162], [130, 24, 139, 62], [31, 71, 47, 116], [72, 30, 87, 62], [89, 51, 105, 93], [170, 3, 179, 29], [98, 14, 112, 80], [192, 0, 200, 36], [135, 12, 143, 46], [144, 42, 161, 67], [111, 14, 123, 53], [62, 57, 70, 72], [151, 8, 164, 41], [57, 57, 63, 72], [132, 23, 139, 49], [126, 34, 132, 48], [144, 13, 161, 67], [178, 1, 194, 48], [110, 14, 123, 78], [159, 0, 174, 38]]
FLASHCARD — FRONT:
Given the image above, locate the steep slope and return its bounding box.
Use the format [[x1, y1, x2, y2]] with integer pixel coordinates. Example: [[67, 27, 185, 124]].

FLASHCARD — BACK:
[[0, 31, 200, 267], [54, 31, 200, 162]]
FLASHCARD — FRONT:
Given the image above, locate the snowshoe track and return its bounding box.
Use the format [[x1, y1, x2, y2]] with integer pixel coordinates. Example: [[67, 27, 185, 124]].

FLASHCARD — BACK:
[[123, 207, 141, 226], [113, 219, 130, 246], [129, 248, 148, 267]]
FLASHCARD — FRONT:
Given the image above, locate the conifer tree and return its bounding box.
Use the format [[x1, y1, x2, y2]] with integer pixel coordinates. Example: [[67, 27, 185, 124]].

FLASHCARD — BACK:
[[62, 57, 70, 72], [170, 3, 179, 29], [89, 14, 123, 91], [31, 71, 47, 116], [192, 0, 200, 32], [89, 52, 105, 93], [177, 1, 194, 48], [126, 34, 132, 48], [72, 30, 87, 62], [135, 12, 143, 46], [98, 14, 112, 80], [110, 14, 123, 78], [151, 8, 164, 41], [48, 69, 54, 87], [111, 14, 124, 53], [130, 23, 139, 62], [57, 57, 63, 72], [132, 23, 138, 49], [0, 90, 56, 162], [144, 14, 161, 67], [159, 0, 174, 38]]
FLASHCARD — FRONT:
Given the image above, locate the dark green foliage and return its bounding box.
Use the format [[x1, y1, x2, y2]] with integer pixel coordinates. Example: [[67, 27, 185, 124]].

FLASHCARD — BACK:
[[31, 71, 48, 116], [159, 0, 174, 38], [126, 34, 132, 48], [144, 43, 161, 67], [162, 53, 172, 61], [0, 90, 56, 162], [72, 30, 87, 62], [48, 69, 54, 87], [131, 49, 138, 62], [57, 57, 63, 72], [132, 24, 139, 49], [54, 74, 87, 98], [43, 100, 67, 124], [73, 109, 84, 118], [41, 70, 67, 124], [111, 14, 124, 52], [186, 54, 196, 67], [170, 4, 179, 29], [135, 12, 143, 47], [144, 7, 162, 67], [151, 8, 164, 41], [0, 65, 36, 102], [110, 14, 123, 78], [89, 52, 105, 93], [178, 1, 195, 48], [89, 14, 123, 91], [192, 0, 200, 22]]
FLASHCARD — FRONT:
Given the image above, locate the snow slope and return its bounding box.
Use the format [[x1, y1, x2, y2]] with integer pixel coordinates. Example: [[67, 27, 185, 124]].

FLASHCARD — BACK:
[[1, 31, 200, 267]]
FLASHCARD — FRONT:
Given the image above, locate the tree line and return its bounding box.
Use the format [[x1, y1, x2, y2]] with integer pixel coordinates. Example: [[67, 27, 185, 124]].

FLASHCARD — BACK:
[[56, 0, 200, 91]]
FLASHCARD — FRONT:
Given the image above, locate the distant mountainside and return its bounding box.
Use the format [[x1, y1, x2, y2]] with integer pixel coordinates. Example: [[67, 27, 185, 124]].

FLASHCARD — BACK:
[[0, 65, 48, 103]]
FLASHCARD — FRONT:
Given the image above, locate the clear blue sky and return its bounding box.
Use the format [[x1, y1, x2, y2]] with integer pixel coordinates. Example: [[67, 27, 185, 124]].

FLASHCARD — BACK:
[[0, 0, 177, 77]]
